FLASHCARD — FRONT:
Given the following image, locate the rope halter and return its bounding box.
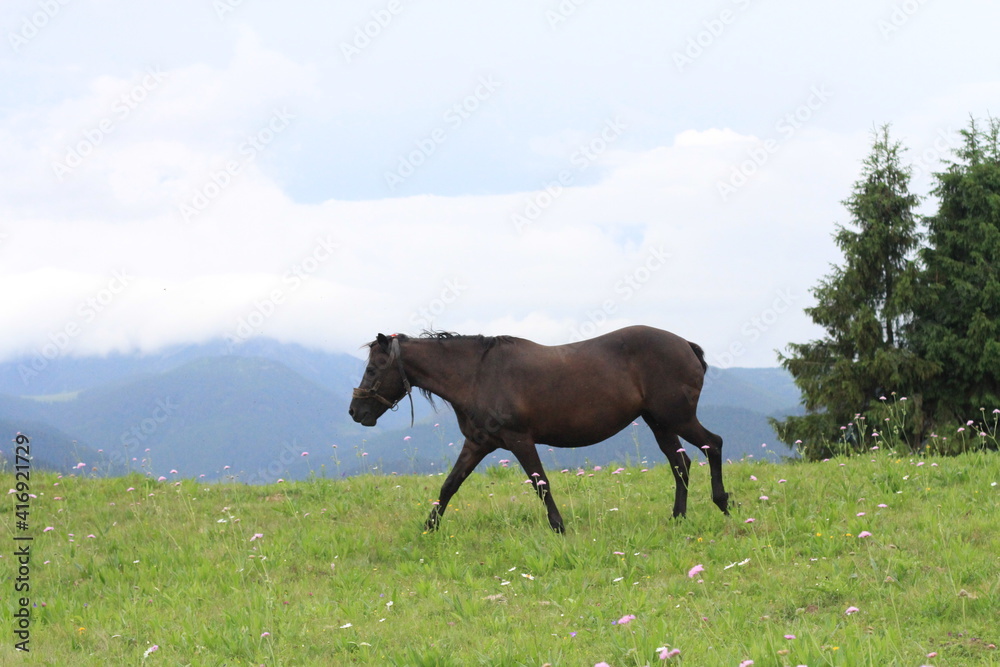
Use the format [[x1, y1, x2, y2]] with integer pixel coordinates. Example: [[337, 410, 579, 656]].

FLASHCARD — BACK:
[[351, 335, 414, 426]]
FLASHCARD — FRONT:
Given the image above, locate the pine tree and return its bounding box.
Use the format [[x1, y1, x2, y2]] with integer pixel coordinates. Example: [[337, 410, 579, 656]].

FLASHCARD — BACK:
[[773, 125, 933, 458], [909, 116, 1000, 429]]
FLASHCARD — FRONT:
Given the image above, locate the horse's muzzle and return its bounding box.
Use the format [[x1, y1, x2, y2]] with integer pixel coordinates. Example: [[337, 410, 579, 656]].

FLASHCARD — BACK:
[[348, 403, 378, 427]]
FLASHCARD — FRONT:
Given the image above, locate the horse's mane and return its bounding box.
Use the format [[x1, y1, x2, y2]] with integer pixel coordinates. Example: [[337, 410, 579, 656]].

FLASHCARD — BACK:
[[416, 329, 514, 350], [392, 330, 514, 408]]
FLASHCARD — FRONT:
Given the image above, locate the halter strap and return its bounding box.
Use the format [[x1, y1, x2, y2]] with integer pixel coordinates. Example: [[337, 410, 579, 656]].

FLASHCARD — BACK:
[[352, 336, 414, 426]]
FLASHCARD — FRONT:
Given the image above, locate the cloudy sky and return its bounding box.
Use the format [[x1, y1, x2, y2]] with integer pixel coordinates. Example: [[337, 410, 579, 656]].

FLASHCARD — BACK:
[[1, 0, 997, 368]]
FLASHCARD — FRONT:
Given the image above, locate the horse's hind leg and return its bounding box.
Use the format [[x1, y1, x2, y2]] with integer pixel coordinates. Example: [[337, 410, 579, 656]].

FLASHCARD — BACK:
[[426, 438, 495, 531], [643, 417, 692, 518], [677, 420, 730, 515], [509, 440, 565, 533]]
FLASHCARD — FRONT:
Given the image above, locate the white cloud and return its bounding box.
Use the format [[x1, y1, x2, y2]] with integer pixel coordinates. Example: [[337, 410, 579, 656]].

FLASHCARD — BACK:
[[0, 125, 852, 365], [2, 0, 998, 368], [674, 128, 750, 147]]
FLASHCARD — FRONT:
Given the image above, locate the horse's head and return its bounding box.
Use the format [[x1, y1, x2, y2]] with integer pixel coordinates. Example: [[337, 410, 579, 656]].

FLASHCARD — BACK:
[[349, 333, 412, 427]]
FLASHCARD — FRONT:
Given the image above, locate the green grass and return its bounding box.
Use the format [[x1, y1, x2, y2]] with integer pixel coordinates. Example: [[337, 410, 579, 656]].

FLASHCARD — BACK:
[[3, 450, 999, 666]]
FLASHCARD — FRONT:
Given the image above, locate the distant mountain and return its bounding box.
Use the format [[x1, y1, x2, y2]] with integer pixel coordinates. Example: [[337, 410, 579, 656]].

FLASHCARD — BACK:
[[701, 366, 802, 414], [24, 356, 356, 480], [0, 339, 803, 479], [0, 418, 106, 473], [0, 338, 364, 398]]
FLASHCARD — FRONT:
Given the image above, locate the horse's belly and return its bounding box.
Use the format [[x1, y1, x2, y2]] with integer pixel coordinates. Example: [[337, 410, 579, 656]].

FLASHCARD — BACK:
[[530, 409, 636, 448]]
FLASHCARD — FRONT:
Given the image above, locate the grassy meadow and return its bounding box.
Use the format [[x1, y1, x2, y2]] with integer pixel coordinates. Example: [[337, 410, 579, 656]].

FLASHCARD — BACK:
[[3, 447, 999, 666]]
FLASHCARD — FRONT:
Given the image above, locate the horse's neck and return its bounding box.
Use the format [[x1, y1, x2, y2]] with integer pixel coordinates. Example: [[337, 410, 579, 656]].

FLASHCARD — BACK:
[[403, 340, 479, 405]]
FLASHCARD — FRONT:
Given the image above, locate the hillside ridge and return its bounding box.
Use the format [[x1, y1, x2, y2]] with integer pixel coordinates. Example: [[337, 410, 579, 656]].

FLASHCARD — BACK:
[[0, 339, 802, 478]]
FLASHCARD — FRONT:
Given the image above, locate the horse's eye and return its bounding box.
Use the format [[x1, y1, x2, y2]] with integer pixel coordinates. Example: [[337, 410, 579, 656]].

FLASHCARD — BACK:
[[365, 368, 374, 376]]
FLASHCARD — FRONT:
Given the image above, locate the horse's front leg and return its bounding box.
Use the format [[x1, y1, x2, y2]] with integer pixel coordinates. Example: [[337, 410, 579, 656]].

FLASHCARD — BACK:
[[425, 438, 494, 531], [510, 440, 565, 533]]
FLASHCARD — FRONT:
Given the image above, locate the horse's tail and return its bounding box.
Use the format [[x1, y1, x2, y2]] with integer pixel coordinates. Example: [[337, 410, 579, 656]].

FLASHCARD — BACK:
[[688, 341, 708, 374]]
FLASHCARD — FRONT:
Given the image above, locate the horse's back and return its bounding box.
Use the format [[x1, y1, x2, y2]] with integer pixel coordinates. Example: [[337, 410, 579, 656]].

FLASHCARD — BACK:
[[573, 326, 704, 377], [487, 326, 706, 445], [507, 325, 704, 382]]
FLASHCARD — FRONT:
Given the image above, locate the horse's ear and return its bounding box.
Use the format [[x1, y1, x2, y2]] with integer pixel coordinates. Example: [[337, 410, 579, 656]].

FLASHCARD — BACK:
[[376, 333, 390, 350]]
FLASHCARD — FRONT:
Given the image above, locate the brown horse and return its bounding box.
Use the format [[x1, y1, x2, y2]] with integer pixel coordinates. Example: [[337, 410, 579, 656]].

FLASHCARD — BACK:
[[348, 326, 730, 533]]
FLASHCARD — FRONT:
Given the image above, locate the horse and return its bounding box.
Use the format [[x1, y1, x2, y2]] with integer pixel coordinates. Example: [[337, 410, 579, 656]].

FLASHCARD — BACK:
[[348, 326, 730, 533]]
